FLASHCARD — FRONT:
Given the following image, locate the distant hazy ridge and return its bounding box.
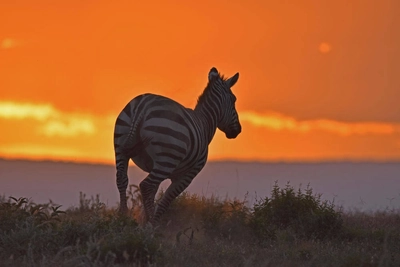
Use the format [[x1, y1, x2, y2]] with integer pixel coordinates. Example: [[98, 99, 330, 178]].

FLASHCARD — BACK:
[[1, 159, 399, 211]]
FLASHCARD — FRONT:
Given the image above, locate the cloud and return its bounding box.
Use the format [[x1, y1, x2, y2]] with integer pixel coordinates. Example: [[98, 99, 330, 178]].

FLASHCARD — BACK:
[[240, 111, 310, 132], [40, 117, 96, 137], [1, 38, 20, 49], [0, 144, 82, 158], [2, 101, 398, 139], [307, 119, 396, 136], [0, 101, 96, 137], [0, 101, 54, 120], [240, 111, 400, 136], [1, 101, 400, 163]]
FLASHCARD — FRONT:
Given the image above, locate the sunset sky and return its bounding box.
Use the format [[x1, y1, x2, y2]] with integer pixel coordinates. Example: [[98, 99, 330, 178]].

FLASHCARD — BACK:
[[1, 0, 400, 164]]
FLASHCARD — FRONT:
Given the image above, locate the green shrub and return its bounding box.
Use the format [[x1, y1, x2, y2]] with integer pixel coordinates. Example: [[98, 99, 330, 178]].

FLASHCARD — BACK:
[[201, 197, 251, 241], [251, 181, 343, 240], [0, 195, 160, 266], [1, 187, 400, 266]]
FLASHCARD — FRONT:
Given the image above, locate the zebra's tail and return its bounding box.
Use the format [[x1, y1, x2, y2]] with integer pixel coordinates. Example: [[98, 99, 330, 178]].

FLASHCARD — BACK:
[[114, 106, 151, 159]]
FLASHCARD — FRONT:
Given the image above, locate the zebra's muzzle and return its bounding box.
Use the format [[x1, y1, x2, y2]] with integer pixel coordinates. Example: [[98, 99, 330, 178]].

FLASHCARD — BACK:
[[225, 126, 241, 139]]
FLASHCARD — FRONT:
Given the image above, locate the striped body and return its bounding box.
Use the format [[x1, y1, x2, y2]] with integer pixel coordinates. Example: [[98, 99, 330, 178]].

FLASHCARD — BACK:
[[114, 67, 241, 224]]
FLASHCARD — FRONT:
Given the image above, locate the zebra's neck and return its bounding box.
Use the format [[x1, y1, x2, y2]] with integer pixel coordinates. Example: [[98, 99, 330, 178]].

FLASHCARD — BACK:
[[194, 89, 222, 144]]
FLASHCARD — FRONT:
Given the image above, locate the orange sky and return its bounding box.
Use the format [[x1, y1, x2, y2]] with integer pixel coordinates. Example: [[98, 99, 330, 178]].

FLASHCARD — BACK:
[[1, 0, 400, 164]]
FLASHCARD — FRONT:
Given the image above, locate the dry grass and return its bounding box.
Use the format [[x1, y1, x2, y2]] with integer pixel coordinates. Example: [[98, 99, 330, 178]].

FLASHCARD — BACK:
[[1, 183, 399, 267]]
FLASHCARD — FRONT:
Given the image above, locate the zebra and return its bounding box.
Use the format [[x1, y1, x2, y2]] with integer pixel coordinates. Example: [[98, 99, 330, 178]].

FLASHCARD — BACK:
[[113, 67, 241, 224]]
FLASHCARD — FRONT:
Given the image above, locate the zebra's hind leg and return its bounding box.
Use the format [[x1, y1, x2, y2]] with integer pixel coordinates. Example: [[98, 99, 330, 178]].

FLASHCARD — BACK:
[[139, 173, 164, 224], [116, 156, 129, 214], [152, 175, 193, 224]]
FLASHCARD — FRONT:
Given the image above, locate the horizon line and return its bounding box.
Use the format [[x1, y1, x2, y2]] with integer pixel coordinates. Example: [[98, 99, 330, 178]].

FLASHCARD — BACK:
[[1, 156, 400, 167]]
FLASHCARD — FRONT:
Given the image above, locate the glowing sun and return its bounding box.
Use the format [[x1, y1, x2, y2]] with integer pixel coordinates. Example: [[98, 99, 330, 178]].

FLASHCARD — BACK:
[[319, 42, 332, 53]]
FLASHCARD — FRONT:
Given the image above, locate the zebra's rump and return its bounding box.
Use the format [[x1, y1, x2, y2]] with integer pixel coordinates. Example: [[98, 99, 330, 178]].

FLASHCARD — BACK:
[[114, 93, 204, 174]]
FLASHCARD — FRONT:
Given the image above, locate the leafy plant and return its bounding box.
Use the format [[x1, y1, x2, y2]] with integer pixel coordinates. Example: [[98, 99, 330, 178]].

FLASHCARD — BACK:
[[251, 181, 343, 240]]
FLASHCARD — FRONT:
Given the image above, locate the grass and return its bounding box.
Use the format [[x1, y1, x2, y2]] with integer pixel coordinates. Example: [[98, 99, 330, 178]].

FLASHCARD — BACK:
[[1, 182, 399, 267]]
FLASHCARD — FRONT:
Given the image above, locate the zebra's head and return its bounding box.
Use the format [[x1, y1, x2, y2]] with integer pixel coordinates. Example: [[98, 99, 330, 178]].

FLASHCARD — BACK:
[[208, 67, 241, 139]]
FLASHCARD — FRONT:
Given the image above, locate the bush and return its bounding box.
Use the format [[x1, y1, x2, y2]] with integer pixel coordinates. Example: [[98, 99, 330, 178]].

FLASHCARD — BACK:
[[1, 185, 400, 266], [0, 195, 160, 266], [166, 191, 250, 237], [251, 181, 343, 240]]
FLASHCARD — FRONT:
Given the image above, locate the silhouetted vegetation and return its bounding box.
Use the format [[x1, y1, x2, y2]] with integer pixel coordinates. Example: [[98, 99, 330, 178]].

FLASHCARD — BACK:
[[251, 182, 343, 241], [1, 182, 399, 266]]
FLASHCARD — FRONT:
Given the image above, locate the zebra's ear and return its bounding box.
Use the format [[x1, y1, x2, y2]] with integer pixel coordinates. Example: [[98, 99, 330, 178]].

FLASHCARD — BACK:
[[208, 67, 219, 81], [226, 73, 239, 87]]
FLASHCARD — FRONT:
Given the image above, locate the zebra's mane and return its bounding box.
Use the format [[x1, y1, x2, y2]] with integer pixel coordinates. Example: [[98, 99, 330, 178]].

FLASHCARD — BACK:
[[196, 73, 227, 107]]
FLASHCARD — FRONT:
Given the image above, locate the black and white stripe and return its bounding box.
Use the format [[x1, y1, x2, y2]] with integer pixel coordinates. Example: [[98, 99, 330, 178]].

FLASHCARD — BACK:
[[113, 67, 241, 224]]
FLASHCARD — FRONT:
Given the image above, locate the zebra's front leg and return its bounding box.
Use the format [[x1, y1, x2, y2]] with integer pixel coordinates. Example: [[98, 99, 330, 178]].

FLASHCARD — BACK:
[[152, 176, 193, 224]]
